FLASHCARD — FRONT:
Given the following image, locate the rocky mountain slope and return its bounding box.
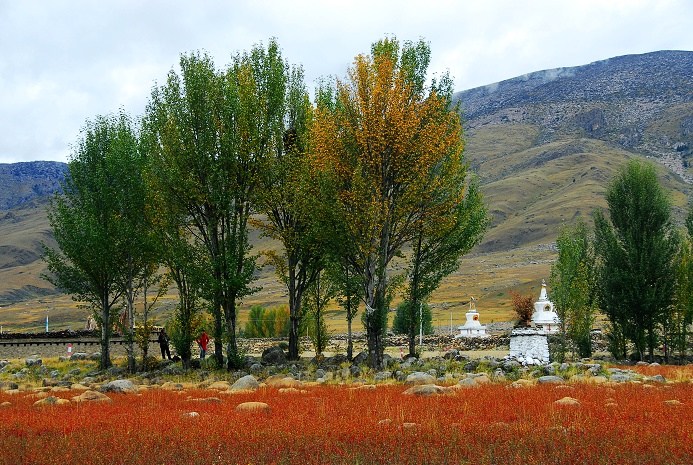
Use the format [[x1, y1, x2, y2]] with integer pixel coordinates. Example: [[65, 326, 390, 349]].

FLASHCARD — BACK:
[[1, 50, 692, 326]]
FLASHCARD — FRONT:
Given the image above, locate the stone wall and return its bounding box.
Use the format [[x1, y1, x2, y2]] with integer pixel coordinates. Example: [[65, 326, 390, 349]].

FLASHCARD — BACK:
[[508, 329, 550, 365]]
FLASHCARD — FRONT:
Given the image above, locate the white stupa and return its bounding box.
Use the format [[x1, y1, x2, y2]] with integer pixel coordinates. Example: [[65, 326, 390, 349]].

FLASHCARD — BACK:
[[531, 280, 560, 333], [455, 297, 487, 338]]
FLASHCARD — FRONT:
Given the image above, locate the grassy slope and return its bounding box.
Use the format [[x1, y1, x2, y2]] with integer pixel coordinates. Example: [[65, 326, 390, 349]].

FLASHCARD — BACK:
[[1, 123, 691, 333]]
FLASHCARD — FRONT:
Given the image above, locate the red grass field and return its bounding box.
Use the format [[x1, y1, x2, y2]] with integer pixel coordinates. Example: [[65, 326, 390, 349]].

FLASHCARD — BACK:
[[1, 381, 690, 465]]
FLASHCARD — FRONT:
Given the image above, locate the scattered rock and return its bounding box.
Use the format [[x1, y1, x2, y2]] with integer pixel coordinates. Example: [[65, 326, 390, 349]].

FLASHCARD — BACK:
[[405, 372, 436, 385], [161, 382, 184, 391], [649, 374, 666, 384], [72, 390, 112, 403], [403, 384, 447, 396], [402, 422, 417, 429], [235, 401, 270, 413], [374, 371, 392, 382], [554, 397, 580, 406], [25, 356, 42, 367], [378, 418, 392, 425], [182, 411, 200, 418], [187, 397, 222, 403], [34, 396, 70, 407], [278, 388, 307, 394], [1, 401, 11, 408], [0, 381, 19, 391], [265, 375, 301, 389], [538, 376, 564, 385], [102, 379, 137, 393], [261, 346, 287, 365], [458, 377, 478, 387], [230, 375, 259, 392], [664, 400, 683, 406], [70, 353, 89, 361], [349, 384, 376, 391]]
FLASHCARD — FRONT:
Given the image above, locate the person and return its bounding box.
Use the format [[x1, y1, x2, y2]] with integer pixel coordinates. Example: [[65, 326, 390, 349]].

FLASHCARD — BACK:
[[158, 328, 171, 360], [197, 330, 209, 359]]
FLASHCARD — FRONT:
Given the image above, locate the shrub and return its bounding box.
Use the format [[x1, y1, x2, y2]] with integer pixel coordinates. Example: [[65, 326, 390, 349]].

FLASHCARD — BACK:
[[244, 305, 290, 338], [392, 301, 433, 336], [510, 291, 533, 326]]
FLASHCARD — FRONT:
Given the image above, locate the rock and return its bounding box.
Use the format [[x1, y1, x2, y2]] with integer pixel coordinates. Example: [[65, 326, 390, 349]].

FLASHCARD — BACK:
[[0, 401, 11, 408], [0, 381, 19, 391], [208, 381, 232, 391], [510, 379, 534, 388], [588, 376, 608, 384], [72, 390, 112, 403], [70, 383, 90, 391], [34, 396, 70, 407], [182, 411, 200, 418], [229, 375, 259, 392], [261, 346, 287, 365], [350, 365, 361, 378], [403, 384, 447, 396], [374, 371, 392, 382], [473, 374, 491, 384], [609, 373, 631, 383], [265, 375, 301, 389], [352, 351, 369, 365], [315, 369, 326, 379], [402, 422, 417, 429], [554, 397, 580, 406], [405, 372, 436, 385], [249, 363, 263, 374], [70, 353, 89, 361], [25, 356, 42, 367], [538, 376, 564, 385], [605, 402, 618, 409], [349, 384, 376, 391], [235, 401, 270, 412], [426, 369, 437, 378], [187, 397, 221, 403], [278, 388, 307, 394], [0, 360, 10, 369], [378, 418, 392, 425], [664, 400, 683, 406], [161, 382, 184, 391], [650, 374, 666, 383], [458, 377, 478, 387], [102, 379, 137, 393], [649, 362, 661, 367]]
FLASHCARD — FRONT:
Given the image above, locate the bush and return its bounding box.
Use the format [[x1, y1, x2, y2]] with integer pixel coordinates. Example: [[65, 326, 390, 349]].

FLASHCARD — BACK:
[[510, 291, 533, 326], [392, 301, 433, 336], [243, 305, 290, 338]]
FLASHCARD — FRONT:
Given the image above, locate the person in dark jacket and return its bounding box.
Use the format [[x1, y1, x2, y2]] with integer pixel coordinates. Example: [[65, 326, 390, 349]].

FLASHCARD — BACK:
[[158, 328, 171, 360]]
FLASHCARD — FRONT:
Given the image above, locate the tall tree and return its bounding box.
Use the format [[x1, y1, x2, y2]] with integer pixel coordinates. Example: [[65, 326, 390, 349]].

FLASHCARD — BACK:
[[253, 64, 325, 360], [550, 221, 597, 361], [145, 42, 286, 369], [310, 37, 471, 368], [593, 160, 679, 361], [404, 178, 487, 357], [43, 113, 139, 369], [669, 206, 693, 362]]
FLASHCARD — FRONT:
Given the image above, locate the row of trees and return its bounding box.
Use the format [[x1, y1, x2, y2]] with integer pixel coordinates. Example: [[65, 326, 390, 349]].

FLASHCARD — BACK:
[[44, 37, 488, 370], [550, 160, 693, 362]]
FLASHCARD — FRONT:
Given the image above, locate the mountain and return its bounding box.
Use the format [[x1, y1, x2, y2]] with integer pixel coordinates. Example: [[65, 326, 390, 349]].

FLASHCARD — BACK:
[[1, 50, 692, 329]]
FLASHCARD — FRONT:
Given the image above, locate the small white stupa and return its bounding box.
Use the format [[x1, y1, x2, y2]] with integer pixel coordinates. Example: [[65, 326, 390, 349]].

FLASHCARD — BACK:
[[531, 280, 560, 333], [455, 297, 487, 338]]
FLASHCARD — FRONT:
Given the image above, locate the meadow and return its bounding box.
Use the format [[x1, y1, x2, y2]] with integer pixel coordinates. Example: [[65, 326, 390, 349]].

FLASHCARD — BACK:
[[1, 372, 690, 465]]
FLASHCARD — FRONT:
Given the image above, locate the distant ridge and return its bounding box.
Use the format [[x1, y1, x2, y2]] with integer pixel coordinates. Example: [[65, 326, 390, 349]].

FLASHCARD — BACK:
[[0, 161, 67, 210]]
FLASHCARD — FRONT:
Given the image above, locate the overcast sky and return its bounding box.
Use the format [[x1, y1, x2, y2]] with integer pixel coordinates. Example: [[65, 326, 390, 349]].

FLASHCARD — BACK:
[[1, 0, 691, 164]]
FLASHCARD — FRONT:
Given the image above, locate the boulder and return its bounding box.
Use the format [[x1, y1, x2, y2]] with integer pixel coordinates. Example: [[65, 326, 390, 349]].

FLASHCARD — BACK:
[[102, 379, 137, 393], [70, 353, 89, 361], [1, 401, 11, 408], [229, 375, 259, 392], [554, 397, 580, 406], [161, 382, 184, 391], [265, 374, 301, 389], [208, 380, 232, 391], [458, 377, 478, 387], [25, 356, 42, 367], [403, 384, 447, 396], [537, 376, 564, 385], [609, 373, 631, 383], [0, 381, 19, 391], [261, 346, 286, 365], [33, 396, 70, 407], [72, 390, 112, 403], [405, 372, 436, 385], [235, 401, 270, 412], [182, 411, 200, 418], [374, 371, 392, 382]]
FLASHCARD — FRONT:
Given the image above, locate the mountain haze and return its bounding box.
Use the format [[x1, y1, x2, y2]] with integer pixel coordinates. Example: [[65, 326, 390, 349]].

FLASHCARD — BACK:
[[1, 50, 691, 328]]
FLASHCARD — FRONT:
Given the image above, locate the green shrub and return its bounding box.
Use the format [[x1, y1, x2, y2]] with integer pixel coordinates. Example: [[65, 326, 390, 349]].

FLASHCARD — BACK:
[[392, 301, 433, 336], [244, 305, 290, 338]]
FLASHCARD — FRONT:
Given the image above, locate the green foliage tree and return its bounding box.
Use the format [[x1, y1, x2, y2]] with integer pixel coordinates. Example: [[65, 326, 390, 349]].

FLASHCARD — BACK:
[[310, 37, 472, 368], [303, 269, 337, 356], [253, 60, 327, 360], [243, 305, 290, 338], [550, 221, 597, 361], [593, 160, 679, 361], [145, 43, 290, 369], [404, 178, 487, 357], [669, 206, 693, 362], [392, 301, 433, 337], [43, 113, 140, 369]]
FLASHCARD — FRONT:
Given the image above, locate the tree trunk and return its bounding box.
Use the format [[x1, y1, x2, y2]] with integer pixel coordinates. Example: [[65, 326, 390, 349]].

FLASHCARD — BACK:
[[100, 292, 112, 370], [346, 316, 353, 361], [287, 263, 302, 360], [225, 297, 241, 370]]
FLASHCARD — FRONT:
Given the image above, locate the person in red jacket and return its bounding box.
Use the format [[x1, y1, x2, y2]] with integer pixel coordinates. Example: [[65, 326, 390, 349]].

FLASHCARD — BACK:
[[197, 330, 209, 360]]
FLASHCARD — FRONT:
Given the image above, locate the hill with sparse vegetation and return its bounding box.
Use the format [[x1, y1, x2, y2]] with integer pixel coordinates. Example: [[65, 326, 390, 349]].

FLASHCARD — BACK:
[[1, 50, 691, 331]]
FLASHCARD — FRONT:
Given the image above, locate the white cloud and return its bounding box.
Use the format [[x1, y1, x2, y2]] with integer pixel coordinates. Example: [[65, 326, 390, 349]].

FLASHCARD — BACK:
[[0, 0, 691, 163]]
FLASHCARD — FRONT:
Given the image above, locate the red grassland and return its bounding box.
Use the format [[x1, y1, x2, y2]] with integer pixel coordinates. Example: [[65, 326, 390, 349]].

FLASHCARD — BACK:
[[1, 383, 690, 465]]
